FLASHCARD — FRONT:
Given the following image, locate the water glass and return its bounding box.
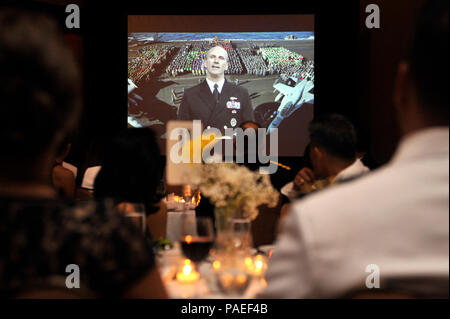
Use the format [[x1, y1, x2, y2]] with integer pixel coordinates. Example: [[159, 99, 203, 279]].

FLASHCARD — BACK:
[[228, 218, 253, 250]]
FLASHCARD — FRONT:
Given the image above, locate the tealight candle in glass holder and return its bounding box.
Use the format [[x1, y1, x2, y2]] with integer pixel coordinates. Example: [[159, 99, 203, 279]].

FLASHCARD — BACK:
[[245, 254, 268, 277], [176, 259, 200, 284], [212, 251, 252, 297]]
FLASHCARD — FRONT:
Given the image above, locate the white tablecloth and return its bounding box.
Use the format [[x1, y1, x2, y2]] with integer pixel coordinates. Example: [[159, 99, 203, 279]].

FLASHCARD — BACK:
[[158, 244, 266, 299]]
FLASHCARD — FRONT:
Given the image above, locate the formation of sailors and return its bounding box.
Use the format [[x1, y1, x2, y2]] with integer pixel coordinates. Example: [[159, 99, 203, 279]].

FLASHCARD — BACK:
[[260, 47, 314, 79], [128, 44, 173, 83], [166, 44, 191, 77], [225, 48, 244, 75], [186, 50, 207, 75], [260, 47, 304, 66], [236, 47, 270, 76], [270, 59, 314, 80], [166, 42, 210, 77], [126, 40, 316, 80]]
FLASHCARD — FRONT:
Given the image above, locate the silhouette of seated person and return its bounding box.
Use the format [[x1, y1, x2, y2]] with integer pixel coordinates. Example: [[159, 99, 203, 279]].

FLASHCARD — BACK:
[[0, 8, 167, 298], [259, 0, 449, 298], [281, 114, 369, 201], [94, 128, 167, 241]]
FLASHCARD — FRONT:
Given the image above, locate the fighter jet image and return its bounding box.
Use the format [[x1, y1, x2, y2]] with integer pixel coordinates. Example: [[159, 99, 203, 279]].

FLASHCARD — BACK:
[[267, 77, 314, 134], [128, 78, 143, 107], [128, 78, 138, 94], [128, 78, 145, 127]]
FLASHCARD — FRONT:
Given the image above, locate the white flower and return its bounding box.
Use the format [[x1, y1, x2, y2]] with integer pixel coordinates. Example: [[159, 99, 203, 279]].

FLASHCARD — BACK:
[[188, 162, 279, 220]]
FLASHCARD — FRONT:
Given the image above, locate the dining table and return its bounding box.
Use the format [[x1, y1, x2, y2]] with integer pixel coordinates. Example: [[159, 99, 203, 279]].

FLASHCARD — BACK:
[[157, 242, 268, 299], [161, 197, 272, 299]]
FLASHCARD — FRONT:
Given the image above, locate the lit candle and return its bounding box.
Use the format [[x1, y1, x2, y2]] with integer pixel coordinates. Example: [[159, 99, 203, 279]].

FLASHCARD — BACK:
[[217, 272, 249, 294], [176, 259, 200, 284], [212, 260, 221, 271], [246, 254, 268, 277], [244, 257, 253, 269]]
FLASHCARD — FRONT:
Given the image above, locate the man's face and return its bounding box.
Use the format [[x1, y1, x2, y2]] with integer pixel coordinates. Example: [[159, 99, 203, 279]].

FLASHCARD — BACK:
[[205, 47, 228, 77]]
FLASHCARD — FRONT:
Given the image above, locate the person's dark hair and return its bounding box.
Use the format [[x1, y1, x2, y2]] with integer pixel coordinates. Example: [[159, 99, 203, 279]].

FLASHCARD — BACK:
[[94, 128, 163, 215], [409, 0, 449, 117], [309, 114, 357, 161], [0, 8, 81, 162]]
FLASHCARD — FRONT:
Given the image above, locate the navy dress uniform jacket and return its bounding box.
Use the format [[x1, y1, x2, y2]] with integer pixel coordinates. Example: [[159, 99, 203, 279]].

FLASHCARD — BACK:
[[177, 79, 254, 133]]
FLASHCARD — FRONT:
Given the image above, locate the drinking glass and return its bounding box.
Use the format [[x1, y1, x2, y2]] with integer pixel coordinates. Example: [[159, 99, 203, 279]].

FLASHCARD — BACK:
[[180, 216, 215, 265], [228, 217, 253, 251], [213, 250, 252, 297]]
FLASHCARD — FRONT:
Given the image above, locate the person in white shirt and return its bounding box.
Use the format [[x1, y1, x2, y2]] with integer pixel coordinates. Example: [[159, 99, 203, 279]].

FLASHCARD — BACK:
[[260, 0, 449, 298], [281, 114, 370, 201]]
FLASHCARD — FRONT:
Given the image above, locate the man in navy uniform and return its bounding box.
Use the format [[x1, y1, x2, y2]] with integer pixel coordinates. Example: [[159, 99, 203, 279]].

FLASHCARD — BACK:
[[177, 46, 254, 134]]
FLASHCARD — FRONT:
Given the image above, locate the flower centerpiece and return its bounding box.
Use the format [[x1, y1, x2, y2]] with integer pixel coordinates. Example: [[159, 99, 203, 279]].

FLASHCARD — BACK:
[[188, 162, 279, 232]]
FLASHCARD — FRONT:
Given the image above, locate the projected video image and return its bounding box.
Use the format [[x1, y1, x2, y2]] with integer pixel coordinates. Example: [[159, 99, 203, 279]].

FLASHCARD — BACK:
[[127, 30, 314, 156]]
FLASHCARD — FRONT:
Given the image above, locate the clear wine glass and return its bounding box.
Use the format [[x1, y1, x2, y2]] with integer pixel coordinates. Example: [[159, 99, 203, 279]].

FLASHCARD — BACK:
[[214, 249, 252, 297], [179, 216, 215, 272], [228, 217, 253, 251]]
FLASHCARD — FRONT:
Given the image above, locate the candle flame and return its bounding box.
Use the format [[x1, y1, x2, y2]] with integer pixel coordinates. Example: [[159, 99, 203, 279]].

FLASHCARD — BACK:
[[173, 196, 185, 203], [176, 259, 199, 284], [255, 260, 264, 269], [245, 257, 253, 267], [245, 254, 268, 276], [213, 260, 221, 270], [184, 235, 193, 244], [183, 264, 192, 275]]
